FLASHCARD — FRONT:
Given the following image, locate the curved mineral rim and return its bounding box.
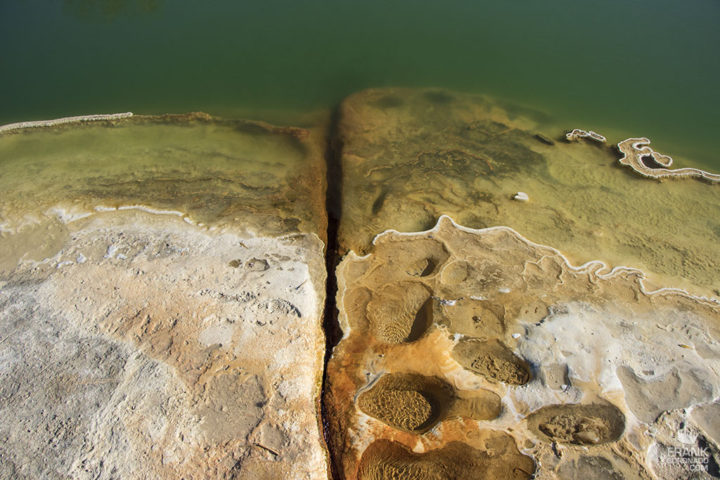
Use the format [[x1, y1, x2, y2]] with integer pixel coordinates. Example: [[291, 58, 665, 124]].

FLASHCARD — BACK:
[[335, 213, 719, 345], [331, 214, 720, 479], [0, 111, 311, 138], [565, 128, 607, 143], [0, 112, 134, 133], [21, 203, 329, 246], [566, 127, 720, 182], [364, 214, 719, 307], [617, 137, 720, 182], [0, 204, 199, 236]]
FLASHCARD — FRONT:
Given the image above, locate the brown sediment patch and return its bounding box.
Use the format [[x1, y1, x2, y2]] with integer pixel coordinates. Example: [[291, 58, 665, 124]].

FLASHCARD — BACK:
[[452, 338, 531, 385], [527, 404, 626, 445], [406, 257, 437, 277], [437, 298, 506, 338], [617, 137, 720, 183], [450, 389, 502, 421], [438, 260, 469, 285], [357, 438, 535, 480], [362, 237, 450, 286], [366, 282, 433, 344], [326, 210, 720, 478], [691, 402, 720, 446], [556, 455, 626, 480], [356, 373, 454, 434]]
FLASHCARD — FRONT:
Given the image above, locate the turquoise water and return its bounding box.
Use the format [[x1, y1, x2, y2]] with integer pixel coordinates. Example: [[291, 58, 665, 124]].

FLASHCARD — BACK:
[[1, 0, 719, 168]]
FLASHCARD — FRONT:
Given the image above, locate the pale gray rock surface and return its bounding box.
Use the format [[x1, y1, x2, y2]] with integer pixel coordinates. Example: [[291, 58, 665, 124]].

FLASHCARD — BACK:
[[0, 211, 328, 479], [0, 114, 329, 479]]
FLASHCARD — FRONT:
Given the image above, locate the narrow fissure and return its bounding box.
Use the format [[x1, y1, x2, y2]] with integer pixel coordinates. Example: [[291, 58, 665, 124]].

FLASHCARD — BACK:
[[321, 105, 344, 480]]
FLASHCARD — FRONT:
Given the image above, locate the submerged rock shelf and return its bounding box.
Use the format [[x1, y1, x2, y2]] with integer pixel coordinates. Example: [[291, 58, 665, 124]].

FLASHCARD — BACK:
[[336, 88, 720, 296], [1, 87, 720, 479], [0, 112, 327, 243]]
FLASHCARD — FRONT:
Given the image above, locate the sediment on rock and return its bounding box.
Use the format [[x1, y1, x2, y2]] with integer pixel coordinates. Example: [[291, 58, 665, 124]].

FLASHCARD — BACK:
[[356, 373, 454, 434], [451, 338, 531, 385], [4, 88, 720, 480], [333, 87, 720, 295], [0, 114, 330, 480], [324, 214, 720, 479], [527, 404, 626, 445], [357, 438, 535, 480]]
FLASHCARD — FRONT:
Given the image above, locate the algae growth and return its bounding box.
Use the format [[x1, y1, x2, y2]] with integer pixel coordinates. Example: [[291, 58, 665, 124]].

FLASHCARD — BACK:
[[336, 88, 720, 296]]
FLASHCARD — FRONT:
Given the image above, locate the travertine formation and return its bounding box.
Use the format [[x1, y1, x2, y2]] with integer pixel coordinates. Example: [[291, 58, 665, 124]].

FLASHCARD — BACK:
[[565, 128, 607, 143], [0, 114, 329, 479], [324, 216, 720, 480]]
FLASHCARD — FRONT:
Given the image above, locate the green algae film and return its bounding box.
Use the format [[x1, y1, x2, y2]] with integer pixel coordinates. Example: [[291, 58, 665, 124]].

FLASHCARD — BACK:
[[0, 115, 327, 240], [336, 88, 720, 296], [1, 0, 719, 169]]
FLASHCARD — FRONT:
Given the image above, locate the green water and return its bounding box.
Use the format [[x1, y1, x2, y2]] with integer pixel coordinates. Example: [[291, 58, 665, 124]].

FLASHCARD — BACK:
[[1, 0, 719, 168]]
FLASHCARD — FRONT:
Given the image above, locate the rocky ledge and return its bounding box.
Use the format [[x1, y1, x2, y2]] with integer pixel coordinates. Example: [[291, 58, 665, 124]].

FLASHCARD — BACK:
[[324, 216, 720, 479], [0, 114, 329, 479]]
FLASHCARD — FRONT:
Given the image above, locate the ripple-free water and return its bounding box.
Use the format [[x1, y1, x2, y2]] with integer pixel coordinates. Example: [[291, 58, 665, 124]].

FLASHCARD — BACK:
[[1, 0, 718, 168]]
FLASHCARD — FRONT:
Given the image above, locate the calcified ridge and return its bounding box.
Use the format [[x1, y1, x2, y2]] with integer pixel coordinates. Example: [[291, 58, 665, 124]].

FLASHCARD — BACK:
[[567, 127, 720, 183], [371, 215, 719, 306], [617, 138, 720, 182], [565, 128, 607, 143], [0, 112, 134, 133]]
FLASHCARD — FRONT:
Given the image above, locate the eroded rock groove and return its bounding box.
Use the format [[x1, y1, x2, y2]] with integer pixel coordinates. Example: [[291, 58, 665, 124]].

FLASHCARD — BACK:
[[321, 105, 345, 480]]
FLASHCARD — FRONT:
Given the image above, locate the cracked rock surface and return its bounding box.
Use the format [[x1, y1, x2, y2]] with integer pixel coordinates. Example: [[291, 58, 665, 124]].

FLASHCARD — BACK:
[[0, 116, 329, 479], [326, 87, 720, 479], [324, 216, 720, 480]]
